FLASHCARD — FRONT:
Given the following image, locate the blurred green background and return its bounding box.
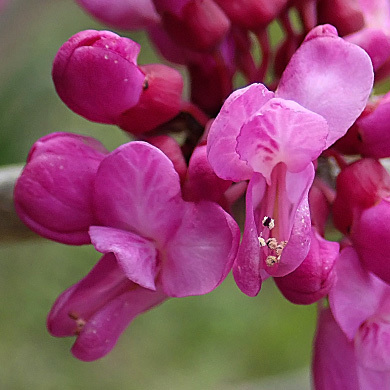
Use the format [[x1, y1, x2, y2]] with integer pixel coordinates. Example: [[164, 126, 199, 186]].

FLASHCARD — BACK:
[[0, 1, 315, 388]]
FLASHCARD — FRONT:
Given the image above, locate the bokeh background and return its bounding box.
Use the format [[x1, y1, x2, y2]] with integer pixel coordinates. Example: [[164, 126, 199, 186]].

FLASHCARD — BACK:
[[0, 1, 315, 388]]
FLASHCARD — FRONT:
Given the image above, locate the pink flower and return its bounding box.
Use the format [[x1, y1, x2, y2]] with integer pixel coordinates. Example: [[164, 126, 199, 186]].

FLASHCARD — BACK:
[[207, 25, 373, 296], [312, 246, 390, 389], [335, 92, 390, 158], [52, 30, 183, 134], [274, 228, 339, 305], [152, 0, 230, 52], [47, 141, 240, 360], [333, 158, 390, 283], [75, 0, 160, 30], [14, 132, 108, 245], [214, 0, 288, 31]]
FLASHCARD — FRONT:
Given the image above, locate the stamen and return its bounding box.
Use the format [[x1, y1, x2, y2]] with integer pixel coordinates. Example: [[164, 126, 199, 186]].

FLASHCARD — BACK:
[[262, 216, 275, 230], [265, 255, 279, 267], [258, 236, 266, 247], [69, 311, 86, 335], [266, 237, 278, 250]]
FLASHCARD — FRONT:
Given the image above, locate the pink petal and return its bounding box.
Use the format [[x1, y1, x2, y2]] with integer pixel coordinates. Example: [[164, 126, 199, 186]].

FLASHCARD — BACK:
[[14, 132, 107, 245], [313, 308, 359, 390], [346, 28, 390, 71], [233, 173, 266, 297], [276, 26, 374, 147], [266, 192, 312, 277], [47, 253, 167, 361], [72, 286, 166, 361], [351, 199, 390, 284], [89, 226, 157, 290], [329, 247, 383, 340], [93, 141, 184, 245], [76, 0, 160, 30], [207, 83, 274, 181], [355, 319, 390, 371], [357, 366, 390, 390], [162, 201, 240, 297], [236, 98, 328, 182], [52, 30, 145, 124], [48, 253, 133, 337]]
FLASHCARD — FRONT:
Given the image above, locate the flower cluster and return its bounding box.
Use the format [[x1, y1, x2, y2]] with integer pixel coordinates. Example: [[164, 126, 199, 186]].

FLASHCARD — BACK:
[[12, 0, 390, 388]]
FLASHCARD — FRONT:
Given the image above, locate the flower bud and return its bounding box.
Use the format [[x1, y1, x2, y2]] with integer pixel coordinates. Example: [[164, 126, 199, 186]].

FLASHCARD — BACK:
[[336, 93, 390, 159], [52, 30, 145, 124], [182, 144, 231, 203], [214, 0, 288, 30], [153, 0, 230, 52], [274, 229, 339, 305], [76, 0, 160, 30], [333, 158, 390, 234], [118, 64, 184, 134], [14, 133, 108, 245], [317, 0, 365, 36]]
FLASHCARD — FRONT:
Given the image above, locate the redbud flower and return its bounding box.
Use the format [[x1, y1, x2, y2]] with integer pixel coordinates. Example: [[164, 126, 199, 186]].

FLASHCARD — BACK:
[[333, 158, 390, 283], [336, 92, 390, 158], [274, 228, 339, 305], [75, 0, 160, 30], [14, 133, 108, 245], [47, 141, 240, 360], [207, 25, 373, 296], [53, 30, 184, 134], [214, 0, 288, 31], [152, 0, 230, 52], [48, 253, 167, 361], [313, 247, 390, 389], [52, 30, 145, 124]]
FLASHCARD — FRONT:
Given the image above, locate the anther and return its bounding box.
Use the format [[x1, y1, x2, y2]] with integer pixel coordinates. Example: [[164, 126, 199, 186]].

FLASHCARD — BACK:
[[265, 255, 279, 267], [266, 237, 278, 250], [262, 216, 275, 230], [258, 236, 266, 247]]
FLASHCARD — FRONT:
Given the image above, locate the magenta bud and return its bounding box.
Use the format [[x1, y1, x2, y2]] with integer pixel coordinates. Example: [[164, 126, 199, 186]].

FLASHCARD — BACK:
[[351, 199, 390, 284], [215, 0, 288, 30], [274, 229, 339, 305], [118, 64, 184, 134], [145, 135, 187, 183], [47, 253, 166, 361], [182, 144, 231, 203], [76, 0, 160, 30], [317, 0, 365, 36], [333, 158, 390, 234], [154, 0, 230, 52], [309, 179, 334, 237], [14, 132, 108, 245], [354, 92, 390, 158], [52, 30, 145, 124]]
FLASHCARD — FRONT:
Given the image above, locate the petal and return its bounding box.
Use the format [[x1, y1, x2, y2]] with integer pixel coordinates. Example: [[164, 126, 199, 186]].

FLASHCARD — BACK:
[[75, 0, 160, 30], [14, 133, 107, 245], [351, 199, 390, 284], [357, 366, 390, 390], [355, 319, 390, 371], [207, 83, 274, 181], [329, 247, 386, 340], [72, 286, 166, 361], [313, 308, 359, 390], [276, 26, 374, 147], [233, 174, 266, 297], [162, 201, 240, 297], [236, 97, 328, 182], [266, 192, 312, 277], [53, 30, 145, 124], [93, 141, 184, 245], [48, 253, 133, 337], [89, 226, 157, 290]]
